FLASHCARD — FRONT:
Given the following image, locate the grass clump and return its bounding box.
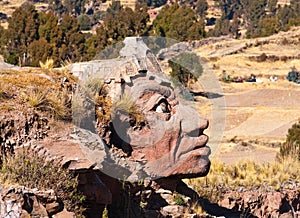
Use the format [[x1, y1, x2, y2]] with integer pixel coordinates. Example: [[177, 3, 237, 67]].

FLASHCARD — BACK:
[[174, 193, 187, 206], [113, 94, 145, 127], [72, 77, 113, 127], [0, 148, 86, 216], [39, 58, 54, 69], [21, 87, 72, 120]]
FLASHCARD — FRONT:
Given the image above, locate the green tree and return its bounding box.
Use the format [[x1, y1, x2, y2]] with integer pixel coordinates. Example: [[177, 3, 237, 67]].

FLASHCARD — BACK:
[[267, 0, 278, 15], [38, 11, 63, 45], [139, 0, 166, 8], [91, 2, 149, 48], [78, 14, 92, 30], [280, 120, 300, 160], [64, 0, 87, 16], [84, 26, 108, 60], [258, 17, 280, 37], [5, 3, 39, 65], [277, 5, 292, 31], [60, 13, 87, 62], [210, 16, 227, 36], [196, 0, 208, 18], [28, 38, 51, 66], [244, 0, 268, 37], [48, 0, 66, 17], [169, 53, 202, 87], [215, 0, 242, 20], [153, 3, 205, 41]]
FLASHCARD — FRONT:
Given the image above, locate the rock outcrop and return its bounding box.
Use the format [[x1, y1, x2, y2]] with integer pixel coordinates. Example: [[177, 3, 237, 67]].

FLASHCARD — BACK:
[[218, 188, 300, 218], [0, 185, 74, 218]]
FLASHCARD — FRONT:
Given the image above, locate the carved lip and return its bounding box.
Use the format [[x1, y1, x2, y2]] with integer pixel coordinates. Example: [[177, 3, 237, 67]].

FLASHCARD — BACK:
[[193, 134, 209, 150]]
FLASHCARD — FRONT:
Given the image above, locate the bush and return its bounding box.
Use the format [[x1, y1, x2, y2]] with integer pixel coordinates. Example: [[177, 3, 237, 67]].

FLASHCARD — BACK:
[[280, 120, 300, 160], [0, 148, 86, 216], [286, 68, 299, 83], [169, 53, 202, 87]]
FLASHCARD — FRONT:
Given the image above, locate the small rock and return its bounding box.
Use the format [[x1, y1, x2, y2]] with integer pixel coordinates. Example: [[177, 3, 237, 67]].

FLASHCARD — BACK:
[[143, 178, 151, 188], [160, 193, 174, 204], [46, 201, 63, 216], [156, 188, 172, 194], [279, 211, 293, 218], [53, 209, 76, 218], [10, 139, 16, 146], [162, 205, 185, 214]]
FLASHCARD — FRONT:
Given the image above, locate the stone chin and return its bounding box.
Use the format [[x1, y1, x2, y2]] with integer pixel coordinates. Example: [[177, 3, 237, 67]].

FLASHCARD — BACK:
[[168, 146, 211, 179]]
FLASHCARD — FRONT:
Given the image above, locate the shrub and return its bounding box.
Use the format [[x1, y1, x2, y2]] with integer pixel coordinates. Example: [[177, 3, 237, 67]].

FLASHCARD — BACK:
[[286, 68, 299, 83], [173, 193, 187, 206], [0, 148, 86, 216], [280, 120, 300, 160], [169, 53, 203, 87], [113, 94, 145, 127], [257, 53, 267, 62]]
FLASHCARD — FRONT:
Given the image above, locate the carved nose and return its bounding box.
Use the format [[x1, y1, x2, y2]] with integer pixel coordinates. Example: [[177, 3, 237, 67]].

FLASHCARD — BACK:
[[179, 104, 209, 136]]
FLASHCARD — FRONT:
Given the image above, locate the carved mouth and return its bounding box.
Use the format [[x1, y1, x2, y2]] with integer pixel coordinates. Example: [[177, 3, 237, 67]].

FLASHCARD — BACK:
[[193, 134, 209, 150]]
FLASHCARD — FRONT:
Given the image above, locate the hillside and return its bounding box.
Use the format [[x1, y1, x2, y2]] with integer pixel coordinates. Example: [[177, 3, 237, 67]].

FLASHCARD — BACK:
[[189, 27, 300, 164]]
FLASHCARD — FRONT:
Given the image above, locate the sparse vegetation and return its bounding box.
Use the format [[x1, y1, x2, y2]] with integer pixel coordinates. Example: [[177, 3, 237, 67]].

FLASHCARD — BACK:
[[0, 148, 86, 217], [21, 87, 72, 120], [186, 157, 300, 203], [174, 193, 187, 206], [0, 69, 75, 120], [0, 82, 10, 100]]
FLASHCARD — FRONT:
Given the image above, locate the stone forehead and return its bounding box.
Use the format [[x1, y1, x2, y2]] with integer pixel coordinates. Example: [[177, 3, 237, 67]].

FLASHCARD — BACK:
[[69, 37, 168, 83], [129, 77, 173, 100]]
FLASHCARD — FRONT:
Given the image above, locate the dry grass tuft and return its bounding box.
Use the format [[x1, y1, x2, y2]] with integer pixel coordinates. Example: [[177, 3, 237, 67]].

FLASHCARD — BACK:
[[21, 87, 72, 120], [113, 94, 146, 126], [39, 58, 54, 69]]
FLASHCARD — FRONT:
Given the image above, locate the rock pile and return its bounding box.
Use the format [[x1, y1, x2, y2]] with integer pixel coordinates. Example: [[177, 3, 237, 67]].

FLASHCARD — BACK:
[[0, 185, 74, 218]]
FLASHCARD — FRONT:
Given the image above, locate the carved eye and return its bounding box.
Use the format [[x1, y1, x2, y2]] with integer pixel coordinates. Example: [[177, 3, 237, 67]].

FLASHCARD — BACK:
[[153, 99, 170, 113]]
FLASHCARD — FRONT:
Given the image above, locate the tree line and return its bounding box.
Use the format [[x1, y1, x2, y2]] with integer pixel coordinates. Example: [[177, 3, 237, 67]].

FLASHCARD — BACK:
[[0, 2, 205, 67], [210, 0, 300, 38], [1, 0, 300, 67]]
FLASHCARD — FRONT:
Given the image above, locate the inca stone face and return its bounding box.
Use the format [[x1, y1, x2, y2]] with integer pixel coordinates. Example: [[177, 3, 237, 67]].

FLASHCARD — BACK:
[[70, 37, 210, 182]]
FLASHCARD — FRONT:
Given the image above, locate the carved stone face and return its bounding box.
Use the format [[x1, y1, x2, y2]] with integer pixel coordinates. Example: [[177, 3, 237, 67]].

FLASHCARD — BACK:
[[111, 74, 210, 179], [72, 37, 210, 181]]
